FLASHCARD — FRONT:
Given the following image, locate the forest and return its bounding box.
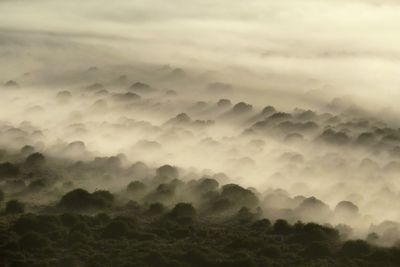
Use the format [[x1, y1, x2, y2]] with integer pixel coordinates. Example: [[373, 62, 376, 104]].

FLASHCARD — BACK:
[[2, 1, 400, 266]]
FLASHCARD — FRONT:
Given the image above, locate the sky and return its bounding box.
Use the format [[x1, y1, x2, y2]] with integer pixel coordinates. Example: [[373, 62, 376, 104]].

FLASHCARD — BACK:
[[1, 0, 400, 107]]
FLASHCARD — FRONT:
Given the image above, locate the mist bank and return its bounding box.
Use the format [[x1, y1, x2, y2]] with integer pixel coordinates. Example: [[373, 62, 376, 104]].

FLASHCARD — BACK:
[[1, 69, 400, 247], [1, 0, 400, 111]]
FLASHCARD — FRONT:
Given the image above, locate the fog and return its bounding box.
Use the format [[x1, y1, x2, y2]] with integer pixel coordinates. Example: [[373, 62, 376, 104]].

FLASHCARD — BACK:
[[2, 0, 400, 104], [1, 0, 400, 247]]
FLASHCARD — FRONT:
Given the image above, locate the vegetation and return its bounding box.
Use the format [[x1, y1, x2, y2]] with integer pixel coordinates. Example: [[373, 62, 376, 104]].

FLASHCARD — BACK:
[[1, 79, 400, 267], [1, 206, 399, 266]]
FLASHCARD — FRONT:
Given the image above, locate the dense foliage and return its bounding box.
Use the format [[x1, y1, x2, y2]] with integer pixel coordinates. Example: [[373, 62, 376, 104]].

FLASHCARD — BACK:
[[1, 200, 399, 266], [2, 81, 400, 266]]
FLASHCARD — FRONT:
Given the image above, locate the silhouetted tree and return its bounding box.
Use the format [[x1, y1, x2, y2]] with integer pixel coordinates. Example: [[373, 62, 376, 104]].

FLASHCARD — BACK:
[[168, 203, 196, 223], [335, 201, 359, 217], [59, 188, 114, 211], [221, 184, 259, 208], [273, 219, 292, 234], [232, 102, 252, 113], [156, 165, 179, 179], [127, 181, 146, 193]]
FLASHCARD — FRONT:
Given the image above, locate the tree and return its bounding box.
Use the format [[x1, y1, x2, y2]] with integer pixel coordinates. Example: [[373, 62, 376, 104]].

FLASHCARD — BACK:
[[19, 232, 49, 251], [367, 232, 379, 244], [58, 189, 114, 211], [25, 153, 45, 168], [156, 165, 179, 179], [341, 239, 371, 257], [261, 105, 276, 115], [4, 80, 19, 87], [221, 184, 259, 209], [92, 190, 114, 208], [128, 161, 149, 179], [68, 231, 89, 245], [147, 202, 165, 216], [58, 256, 80, 267], [28, 179, 47, 192], [260, 245, 281, 258], [60, 213, 81, 228], [304, 242, 332, 258], [58, 189, 93, 211], [217, 99, 231, 107], [235, 207, 255, 224], [20, 145, 35, 155], [232, 102, 252, 113], [273, 219, 291, 234], [5, 199, 25, 214], [102, 221, 129, 239], [0, 162, 19, 179], [334, 201, 359, 217], [251, 219, 271, 232], [127, 181, 146, 193], [168, 203, 196, 223], [194, 178, 219, 194], [295, 196, 331, 222]]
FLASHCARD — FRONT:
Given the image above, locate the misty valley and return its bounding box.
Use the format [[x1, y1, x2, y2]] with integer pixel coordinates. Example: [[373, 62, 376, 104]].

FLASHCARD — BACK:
[[0, 65, 400, 267]]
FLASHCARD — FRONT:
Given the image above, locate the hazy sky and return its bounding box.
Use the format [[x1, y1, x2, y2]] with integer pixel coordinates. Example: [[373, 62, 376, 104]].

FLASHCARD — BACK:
[[1, 0, 400, 105]]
